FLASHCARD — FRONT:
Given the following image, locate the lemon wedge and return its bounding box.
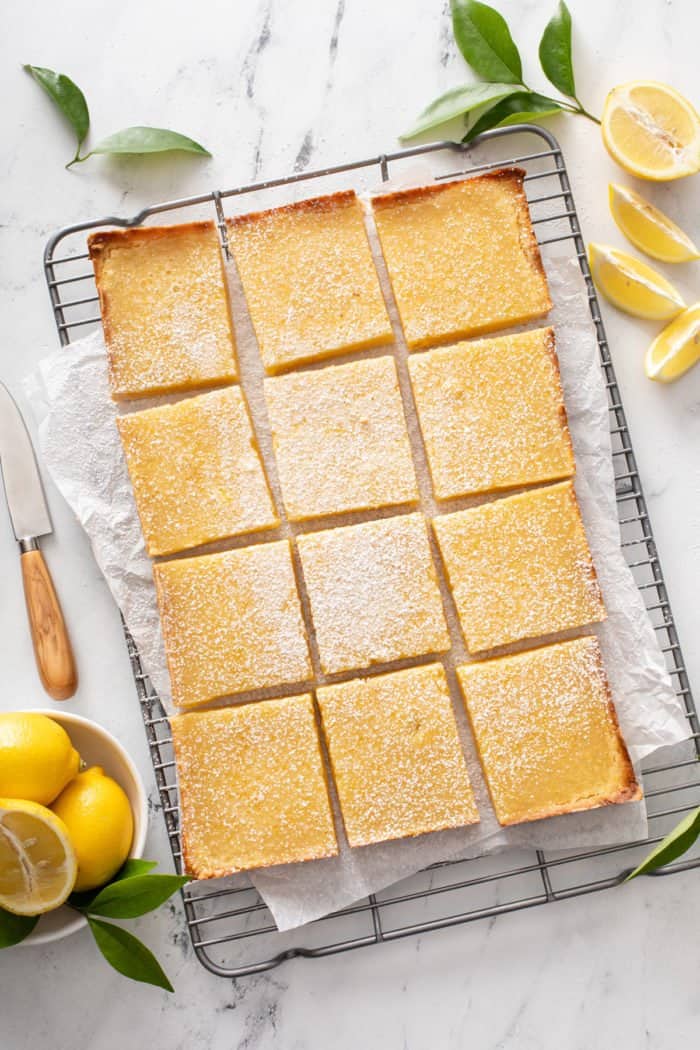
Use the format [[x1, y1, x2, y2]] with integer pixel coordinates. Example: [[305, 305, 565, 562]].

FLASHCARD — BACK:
[[609, 184, 700, 263], [602, 81, 700, 181], [588, 243, 685, 320], [0, 797, 77, 915], [645, 303, 700, 383]]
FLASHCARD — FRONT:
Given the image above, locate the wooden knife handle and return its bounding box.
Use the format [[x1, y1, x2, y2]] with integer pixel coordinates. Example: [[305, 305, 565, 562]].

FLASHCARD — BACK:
[[20, 547, 77, 701]]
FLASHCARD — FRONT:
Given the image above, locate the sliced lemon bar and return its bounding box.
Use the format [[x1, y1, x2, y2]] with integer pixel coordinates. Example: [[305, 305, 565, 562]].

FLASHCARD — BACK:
[[89, 222, 237, 400], [457, 637, 641, 826], [371, 169, 551, 349]]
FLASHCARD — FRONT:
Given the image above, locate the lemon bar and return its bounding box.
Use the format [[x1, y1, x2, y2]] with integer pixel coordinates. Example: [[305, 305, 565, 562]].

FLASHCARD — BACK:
[[371, 169, 551, 349], [154, 541, 311, 707], [117, 388, 277, 557], [264, 356, 418, 521], [228, 190, 392, 373], [409, 328, 574, 499], [457, 637, 641, 826], [433, 481, 605, 652], [317, 664, 479, 847], [298, 514, 449, 674], [88, 222, 237, 400], [172, 694, 338, 877]]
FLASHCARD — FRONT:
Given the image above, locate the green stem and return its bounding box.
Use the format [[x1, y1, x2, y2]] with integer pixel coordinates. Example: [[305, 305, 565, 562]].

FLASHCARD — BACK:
[[572, 98, 601, 124]]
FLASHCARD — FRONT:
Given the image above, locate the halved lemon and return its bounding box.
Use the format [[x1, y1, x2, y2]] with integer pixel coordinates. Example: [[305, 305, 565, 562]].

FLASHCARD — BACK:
[[602, 81, 700, 180], [609, 184, 700, 263], [588, 243, 685, 320], [645, 303, 700, 382], [0, 798, 77, 915]]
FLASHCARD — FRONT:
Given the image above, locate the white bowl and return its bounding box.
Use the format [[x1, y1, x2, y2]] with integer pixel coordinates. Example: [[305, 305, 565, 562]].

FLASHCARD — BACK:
[[16, 709, 149, 947]]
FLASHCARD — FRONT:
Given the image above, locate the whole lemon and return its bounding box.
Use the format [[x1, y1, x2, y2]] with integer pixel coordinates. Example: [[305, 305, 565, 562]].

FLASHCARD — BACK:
[[0, 712, 80, 805], [51, 766, 134, 892]]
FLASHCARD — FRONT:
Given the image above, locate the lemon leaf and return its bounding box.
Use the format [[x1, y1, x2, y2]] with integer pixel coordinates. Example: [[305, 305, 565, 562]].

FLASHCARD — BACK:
[[0, 907, 38, 948], [76, 126, 211, 164], [625, 807, 700, 881], [539, 1, 576, 98], [401, 82, 522, 140], [463, 91, 563, 142], [88, 918, 174, 992], [85, 873, 191, 919], [23, 64, 90, 163], [450, 0, 522, 84], [113, 858, 159, 882]]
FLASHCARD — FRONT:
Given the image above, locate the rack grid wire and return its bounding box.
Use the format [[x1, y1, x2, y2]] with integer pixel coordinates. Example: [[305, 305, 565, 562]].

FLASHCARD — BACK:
[[43, 126, 700, 979]]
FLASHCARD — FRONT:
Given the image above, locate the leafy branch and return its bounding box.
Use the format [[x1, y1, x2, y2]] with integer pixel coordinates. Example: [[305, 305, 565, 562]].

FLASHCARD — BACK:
[[402, 0, 600, 142], [24, 65, 211, 169], [0, 858, 190, 992]]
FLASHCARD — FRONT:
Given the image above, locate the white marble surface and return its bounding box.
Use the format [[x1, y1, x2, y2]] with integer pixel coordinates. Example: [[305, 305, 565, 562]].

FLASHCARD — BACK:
[[1, 1, 699, 1046]]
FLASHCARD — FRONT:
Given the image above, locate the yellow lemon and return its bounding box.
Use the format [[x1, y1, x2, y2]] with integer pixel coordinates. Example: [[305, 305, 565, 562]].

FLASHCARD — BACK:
[[0, 798, 77, 915], [609, 184, 700, 263], [588, 243, 685, 320], [645, 303, 700, 383], [51, 766, 133, 892], [602, 81, 700, 181], [0, 712, 80, 805]]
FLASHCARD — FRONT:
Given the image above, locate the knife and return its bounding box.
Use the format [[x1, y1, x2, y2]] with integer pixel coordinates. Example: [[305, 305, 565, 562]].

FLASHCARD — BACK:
[[0, 380, 77, 700]]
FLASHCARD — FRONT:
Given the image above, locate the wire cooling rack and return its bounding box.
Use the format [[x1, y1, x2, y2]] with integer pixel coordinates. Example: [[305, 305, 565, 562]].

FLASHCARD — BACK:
[[44, 126, 700, 978]]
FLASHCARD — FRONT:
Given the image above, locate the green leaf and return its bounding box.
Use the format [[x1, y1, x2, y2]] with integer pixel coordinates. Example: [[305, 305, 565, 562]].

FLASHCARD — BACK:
[[23, 64, 90, 160], [463, 91, 564, 142], [113, 859, 159, 882], [538, 1, 576, 98], [88, 918, 174, 992], [0, 907, 39, 949], [86, 873, 190, 919], [401, 82, 522, 140], [450, 1, 522, 84], [79, 126, 211, 163], [625, 807, 700, 881], [69, 859, 160, 911]]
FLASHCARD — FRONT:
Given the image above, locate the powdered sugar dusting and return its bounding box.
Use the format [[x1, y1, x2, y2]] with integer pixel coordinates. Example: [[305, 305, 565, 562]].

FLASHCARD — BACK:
[[434, 481, 606, 652], [408, 327, 575, 499], [317, 664, 478, 847], [459, 637, 641, 825], [117, 387, 277, 556], [228, 192, 392, 372], [90, 223, 237, 398], [264, 356, 419, 520], [154, 540, 312, 707], [298, 514, 449, 674], [371, 172, 551, 348], [171, 694, 338, 877]]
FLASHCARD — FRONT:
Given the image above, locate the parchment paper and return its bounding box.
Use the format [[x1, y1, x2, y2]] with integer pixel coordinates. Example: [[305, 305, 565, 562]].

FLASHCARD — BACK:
[[26, 253, 690, 932]]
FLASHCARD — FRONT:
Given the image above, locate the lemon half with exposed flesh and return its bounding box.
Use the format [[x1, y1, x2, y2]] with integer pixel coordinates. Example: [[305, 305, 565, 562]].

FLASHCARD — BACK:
[[602, 81, 700, 181], [0, 798, 78, 915]]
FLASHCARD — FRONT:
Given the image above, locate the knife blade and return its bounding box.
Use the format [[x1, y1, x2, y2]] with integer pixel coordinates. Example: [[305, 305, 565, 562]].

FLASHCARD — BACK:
[[0, 381, 52, 541], [0, 380, 77, 700]]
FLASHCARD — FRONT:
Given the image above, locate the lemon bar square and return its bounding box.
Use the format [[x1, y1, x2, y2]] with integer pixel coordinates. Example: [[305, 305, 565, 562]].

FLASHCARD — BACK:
[[154, 541, 312, 708], [409, 327, 574, 499], [172, 694, 338, 877], [264, 356, 418, 521], [433, 481, 606, 653], [228, 190, 392, 373], [88, 222, 237, 400], [117, 387, 277, 557], [457, 636, 641, 826], [317, 664, 479, 847], [371, 169, 551, 349], [298, 514, 449, 675]]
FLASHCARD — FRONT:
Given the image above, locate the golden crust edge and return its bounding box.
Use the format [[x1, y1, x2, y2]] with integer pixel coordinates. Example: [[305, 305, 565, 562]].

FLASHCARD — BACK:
[[88, 220, 238, 401], [369, 166, 528, 209], [226, 188, 359, 230]]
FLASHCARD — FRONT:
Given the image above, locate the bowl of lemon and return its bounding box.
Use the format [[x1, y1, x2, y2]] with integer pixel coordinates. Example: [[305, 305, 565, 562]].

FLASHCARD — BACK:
[[0, 709, 148, 945]]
